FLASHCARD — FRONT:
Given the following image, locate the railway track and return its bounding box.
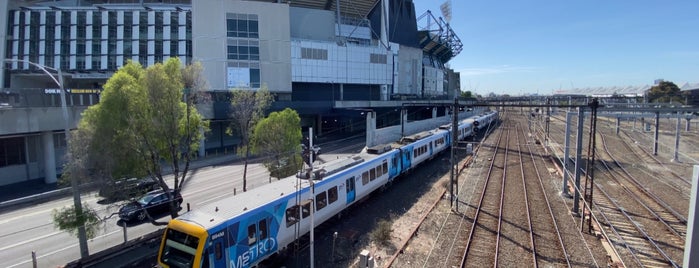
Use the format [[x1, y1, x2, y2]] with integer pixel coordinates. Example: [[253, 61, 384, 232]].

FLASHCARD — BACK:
[[593, 132, 686, 266], [460, 125, 509, 267], [546, 111, 688, 267], [516, 124, 571, 267], [617, 128, 693, 187]]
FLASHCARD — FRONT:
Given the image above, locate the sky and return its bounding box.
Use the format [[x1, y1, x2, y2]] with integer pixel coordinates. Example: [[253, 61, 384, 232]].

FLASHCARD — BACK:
[[411, 0, 699, 96]]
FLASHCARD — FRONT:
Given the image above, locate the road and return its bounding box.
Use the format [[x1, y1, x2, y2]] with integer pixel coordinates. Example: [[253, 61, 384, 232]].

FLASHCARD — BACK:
[[0, 135, 365, 268]]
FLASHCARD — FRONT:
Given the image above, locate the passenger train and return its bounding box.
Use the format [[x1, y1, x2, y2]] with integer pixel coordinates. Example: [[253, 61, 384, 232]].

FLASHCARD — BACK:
[[157, 110, 499, 268]]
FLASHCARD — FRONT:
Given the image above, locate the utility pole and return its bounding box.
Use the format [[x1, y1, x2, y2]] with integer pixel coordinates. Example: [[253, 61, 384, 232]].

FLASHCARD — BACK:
[[308, 127, 315, 268], [5, 59, 88, 257], [450, 97, 458, 209]]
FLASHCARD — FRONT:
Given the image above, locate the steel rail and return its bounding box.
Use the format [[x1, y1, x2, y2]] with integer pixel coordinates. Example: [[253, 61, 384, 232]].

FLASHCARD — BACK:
[[515, 124, 538, 268], [591, 177, 679, 268], [618, 129, 692, 186], [517, 124, 574, 268], [459, 121, 507, 268], [494, 128, 509, 267], [598, 132, 688, 236]]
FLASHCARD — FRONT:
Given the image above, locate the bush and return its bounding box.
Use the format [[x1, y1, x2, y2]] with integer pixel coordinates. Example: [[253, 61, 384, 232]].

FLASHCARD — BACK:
[[370, 219, 393, 246]]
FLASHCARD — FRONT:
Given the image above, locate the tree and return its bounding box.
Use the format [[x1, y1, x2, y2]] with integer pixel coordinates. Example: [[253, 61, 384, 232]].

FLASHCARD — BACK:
[[460, 90, 473, 98], [228, 87, 273, 191], [647, 81, 685, 104], [52, 203, 101, 239], [250, 108, 303, 179], [58, 58, 208, 227]]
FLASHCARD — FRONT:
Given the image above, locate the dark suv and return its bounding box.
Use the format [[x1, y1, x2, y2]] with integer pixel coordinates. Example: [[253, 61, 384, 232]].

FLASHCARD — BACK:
[[118, 189, 183, 222], [98, 177, 159, 201]]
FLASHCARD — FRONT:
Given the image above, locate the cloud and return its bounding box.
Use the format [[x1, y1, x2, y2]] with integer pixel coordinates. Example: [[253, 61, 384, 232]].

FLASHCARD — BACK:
[[457, 65, 539, 76]]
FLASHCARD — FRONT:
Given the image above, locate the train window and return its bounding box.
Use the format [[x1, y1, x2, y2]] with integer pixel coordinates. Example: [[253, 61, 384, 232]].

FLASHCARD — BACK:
[[259, 219, 268, 240], [301, 201, 311, 219], [370, 168, 376, 181], [362, 172, 369, 185], [285, 205, 299, 227], [376, 165, 382, 177], [215, 242, 222, 260], [328, 186, 338, 204], [247, 224, 257, 246], [316, 192, 327, 210], [382, 162, 388, 175]]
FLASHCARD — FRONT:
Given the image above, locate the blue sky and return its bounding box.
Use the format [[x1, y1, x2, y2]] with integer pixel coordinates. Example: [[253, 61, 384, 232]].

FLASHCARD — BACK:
[[411, 0, 699, 96]]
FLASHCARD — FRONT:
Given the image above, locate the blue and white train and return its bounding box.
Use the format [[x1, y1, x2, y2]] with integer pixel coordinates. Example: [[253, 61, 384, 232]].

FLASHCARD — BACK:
[[157, 110, 499, 268]]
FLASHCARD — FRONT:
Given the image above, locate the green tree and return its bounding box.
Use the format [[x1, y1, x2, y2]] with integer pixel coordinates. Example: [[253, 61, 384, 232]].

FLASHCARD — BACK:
[[647, 81, 685, 104], [58, 58, 208, 227], [460, 90, 473, 98], [250, 108, 303, 179], [52, 203, 101, 239], [228, 87, 273, 191]]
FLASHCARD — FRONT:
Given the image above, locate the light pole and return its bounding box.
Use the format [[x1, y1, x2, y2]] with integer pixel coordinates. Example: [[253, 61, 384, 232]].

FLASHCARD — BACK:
[[332, 231, 338, 262], [3, 59, 89, 258]]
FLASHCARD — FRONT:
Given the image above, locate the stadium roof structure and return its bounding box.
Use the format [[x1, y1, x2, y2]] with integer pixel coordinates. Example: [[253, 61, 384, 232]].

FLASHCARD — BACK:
[[416, 10, 462, 63], [254, 0, 379, 19]]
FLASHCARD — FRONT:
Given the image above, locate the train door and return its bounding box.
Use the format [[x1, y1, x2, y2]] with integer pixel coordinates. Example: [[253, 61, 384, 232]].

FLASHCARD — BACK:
[[389, 154, 399, 179], [402, 147, 412, 170], [346, 176, 355, 204], [211, 228, 228, 267]]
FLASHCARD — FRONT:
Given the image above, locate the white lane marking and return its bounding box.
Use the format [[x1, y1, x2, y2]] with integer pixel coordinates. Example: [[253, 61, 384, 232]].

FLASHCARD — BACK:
[[0, 231, 62, 251], [5, 225, 134, 268]]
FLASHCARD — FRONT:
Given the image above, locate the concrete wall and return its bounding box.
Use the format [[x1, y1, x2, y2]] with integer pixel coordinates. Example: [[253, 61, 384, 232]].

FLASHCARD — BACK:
[[372, 108, 486, 145], [423, 65, 445, 96], [192, 0, 291, 92], [0, 107, 83, 136], [395, 45, 422, 95]]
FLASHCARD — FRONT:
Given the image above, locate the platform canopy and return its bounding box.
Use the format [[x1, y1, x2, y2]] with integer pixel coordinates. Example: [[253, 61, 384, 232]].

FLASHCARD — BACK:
[[554, 85, 652, 97], [679, 82, 699, 91]]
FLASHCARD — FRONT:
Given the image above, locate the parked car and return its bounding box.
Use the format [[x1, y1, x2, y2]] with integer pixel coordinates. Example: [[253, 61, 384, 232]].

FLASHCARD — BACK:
[[98, 177, 159, 201], [118, 189, 182, 222]]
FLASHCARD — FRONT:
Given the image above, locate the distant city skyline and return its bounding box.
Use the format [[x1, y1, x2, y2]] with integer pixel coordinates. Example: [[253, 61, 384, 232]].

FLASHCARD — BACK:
[[412, 0, 699, 96]]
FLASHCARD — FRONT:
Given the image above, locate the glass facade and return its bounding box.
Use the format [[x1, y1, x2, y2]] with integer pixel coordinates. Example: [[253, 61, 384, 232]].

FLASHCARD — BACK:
[[226, 13, 260, 89], [6, 8, 192, 71]]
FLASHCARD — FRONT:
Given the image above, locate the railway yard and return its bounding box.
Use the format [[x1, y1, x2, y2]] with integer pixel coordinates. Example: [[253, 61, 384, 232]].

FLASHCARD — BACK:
[[284, 106, 698, 268]]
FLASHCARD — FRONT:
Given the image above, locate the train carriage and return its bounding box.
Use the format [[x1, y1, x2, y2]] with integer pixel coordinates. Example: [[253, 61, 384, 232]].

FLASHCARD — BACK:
[[159, 150, 401, 268], [158, 110, 498, 268]]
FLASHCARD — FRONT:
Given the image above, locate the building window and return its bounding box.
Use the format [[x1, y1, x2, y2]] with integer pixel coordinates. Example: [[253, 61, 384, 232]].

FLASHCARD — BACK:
[[227, 45, 259, 61], [0, 137, 26, 167], [226, 13, 259, 38], [370, 53, 387, 64], [301, 48, 328, 60], [226, 67, 260, 88]]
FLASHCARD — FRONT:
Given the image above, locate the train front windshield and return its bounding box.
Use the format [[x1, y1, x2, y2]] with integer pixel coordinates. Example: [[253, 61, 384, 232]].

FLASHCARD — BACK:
[[160, 228, 201, 267]]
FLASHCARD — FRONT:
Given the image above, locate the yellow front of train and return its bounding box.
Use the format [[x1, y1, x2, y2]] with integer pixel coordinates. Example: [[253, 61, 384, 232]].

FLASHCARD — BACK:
[[158, 219, 208, 268]]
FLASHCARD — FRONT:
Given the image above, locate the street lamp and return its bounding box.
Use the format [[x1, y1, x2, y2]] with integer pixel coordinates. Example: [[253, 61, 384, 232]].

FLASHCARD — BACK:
[[3, 59, 89, 258]]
